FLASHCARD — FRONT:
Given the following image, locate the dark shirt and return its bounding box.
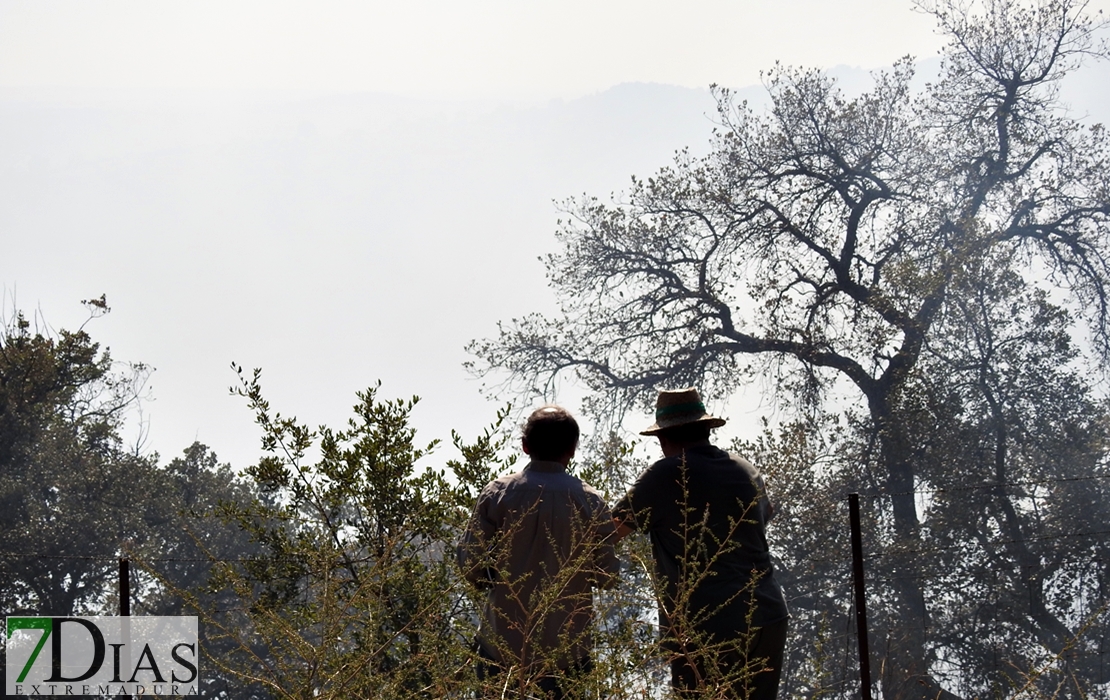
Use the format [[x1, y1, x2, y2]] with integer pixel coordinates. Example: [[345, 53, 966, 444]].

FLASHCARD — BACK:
[[614, 445, 788, 640], [457, 460, 618, 668]]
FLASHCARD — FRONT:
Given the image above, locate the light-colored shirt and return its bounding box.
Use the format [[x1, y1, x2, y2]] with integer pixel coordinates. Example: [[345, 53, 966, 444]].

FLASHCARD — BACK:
[[457, 460, 619, 669]]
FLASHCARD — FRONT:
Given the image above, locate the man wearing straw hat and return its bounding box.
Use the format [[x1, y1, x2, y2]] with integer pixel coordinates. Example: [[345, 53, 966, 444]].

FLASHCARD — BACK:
[[613, 388, 788, 700]]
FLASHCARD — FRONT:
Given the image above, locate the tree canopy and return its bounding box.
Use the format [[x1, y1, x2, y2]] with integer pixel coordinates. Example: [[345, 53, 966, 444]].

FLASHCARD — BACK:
[[470, 1, 1110, 698], [0, 308, 156, 616], [0, 307, 263, 696]]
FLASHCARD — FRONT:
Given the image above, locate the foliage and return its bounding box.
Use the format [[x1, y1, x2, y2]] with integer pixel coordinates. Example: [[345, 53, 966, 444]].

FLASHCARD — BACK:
[[469, 1, 1110, 698], [0, 305, 270, 696], [204, 369, 788, 699], [731, 418, 858, 699], [904, 267, 1110, 698], [0, 308, 157, 617], [140, 442, 264, 615], [191, 367, 516, 698]]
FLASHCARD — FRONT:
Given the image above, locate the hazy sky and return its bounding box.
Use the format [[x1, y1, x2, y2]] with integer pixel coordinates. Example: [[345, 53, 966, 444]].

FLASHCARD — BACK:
[[0, 0, 953, 98], [2, 1, 1108, 471]]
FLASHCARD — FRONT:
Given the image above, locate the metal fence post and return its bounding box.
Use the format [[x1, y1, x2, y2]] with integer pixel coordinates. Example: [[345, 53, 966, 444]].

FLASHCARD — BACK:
[[119, 557, 130, 617], [849, 493, 873, 700], [119, 557, 133, 698]]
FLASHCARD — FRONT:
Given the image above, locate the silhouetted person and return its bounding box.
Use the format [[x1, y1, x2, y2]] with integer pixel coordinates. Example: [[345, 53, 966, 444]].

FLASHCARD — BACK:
[[614, 388, 788, 700]]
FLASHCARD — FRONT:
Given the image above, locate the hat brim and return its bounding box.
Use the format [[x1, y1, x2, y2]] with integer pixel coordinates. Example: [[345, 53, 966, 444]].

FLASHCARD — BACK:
[[640, 414, 726, 436]]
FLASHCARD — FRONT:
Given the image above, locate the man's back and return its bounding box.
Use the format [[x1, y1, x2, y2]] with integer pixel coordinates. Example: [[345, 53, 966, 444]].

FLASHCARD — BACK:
[[615, 444, 787, 639], [458, 460, 617, 668], [616, 388, 789, 699]]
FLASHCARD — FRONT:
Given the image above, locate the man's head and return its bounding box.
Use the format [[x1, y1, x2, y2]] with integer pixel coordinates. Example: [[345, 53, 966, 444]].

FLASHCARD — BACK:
[[641, 388, 724, 454], [521, 405, 580, 463], [641, 387, 726, 435]]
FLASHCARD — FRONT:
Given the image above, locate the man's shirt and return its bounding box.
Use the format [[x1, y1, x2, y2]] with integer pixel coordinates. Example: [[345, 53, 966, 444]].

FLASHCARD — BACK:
[[458, 460, 619, 668], [614, 445, 788, 641]]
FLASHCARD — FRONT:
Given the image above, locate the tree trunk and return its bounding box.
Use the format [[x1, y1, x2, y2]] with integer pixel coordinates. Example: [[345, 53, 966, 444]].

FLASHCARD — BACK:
[[871, 398, 962, 700]]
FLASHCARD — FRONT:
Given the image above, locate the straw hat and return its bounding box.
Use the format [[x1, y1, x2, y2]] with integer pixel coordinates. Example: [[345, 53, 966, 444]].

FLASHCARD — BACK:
[[640, 388, 726, 436]]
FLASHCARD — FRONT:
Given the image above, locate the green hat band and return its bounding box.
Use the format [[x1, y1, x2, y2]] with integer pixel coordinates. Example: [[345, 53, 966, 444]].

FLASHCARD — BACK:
[[655, 401, 706, 419]]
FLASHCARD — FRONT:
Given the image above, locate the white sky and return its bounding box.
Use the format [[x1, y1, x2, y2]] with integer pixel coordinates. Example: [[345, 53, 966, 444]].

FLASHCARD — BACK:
[[2, 1, 1108, 472], [0, 0, 952, 98]]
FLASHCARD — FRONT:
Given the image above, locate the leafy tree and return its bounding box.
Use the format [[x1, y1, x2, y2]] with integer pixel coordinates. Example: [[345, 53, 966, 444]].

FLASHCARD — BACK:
[[0, 305, 157, 617], [0, 305, 267, 697], [903, 266, 1110, 698], [469, 1, 1110, 697], [191, 367, 516, 698]]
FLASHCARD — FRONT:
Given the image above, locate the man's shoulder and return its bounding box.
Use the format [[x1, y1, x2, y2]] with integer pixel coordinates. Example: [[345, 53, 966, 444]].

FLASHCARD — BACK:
[[536, 471, 611, 511], [551, 470, 606, 499], [727, 452, 760, 477], [684, 445, 758, 470], [627, 455, 683, 495], [482, 467, 587, 492], [478, 470, 527, 494], [643, 446, 759, 483], [644, 447, 718, 474], [575, 477, 610, 505]]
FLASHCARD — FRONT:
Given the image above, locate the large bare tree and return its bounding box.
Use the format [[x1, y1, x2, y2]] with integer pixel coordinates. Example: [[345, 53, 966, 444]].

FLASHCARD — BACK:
[[469, 1, 1110, 698]]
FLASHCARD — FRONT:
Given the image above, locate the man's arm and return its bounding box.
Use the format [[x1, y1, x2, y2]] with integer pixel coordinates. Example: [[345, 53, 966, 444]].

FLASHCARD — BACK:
[[734, 454, 776, 523], [611, 518, 635, 542], [593, 510, 621, 589], [609, 475, 650, 544], [457, 487, 498, 588], [755, 472, 776, 523]]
